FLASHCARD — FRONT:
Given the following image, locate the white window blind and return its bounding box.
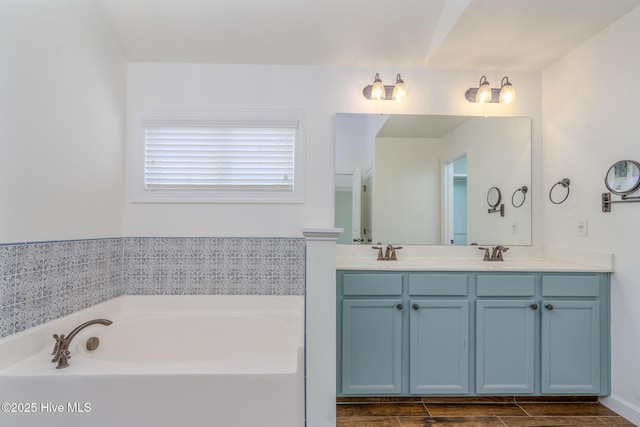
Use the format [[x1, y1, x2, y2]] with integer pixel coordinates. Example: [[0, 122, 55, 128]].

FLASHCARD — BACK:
[[132, 109, 305, 203], [144, 126, 296, 192]]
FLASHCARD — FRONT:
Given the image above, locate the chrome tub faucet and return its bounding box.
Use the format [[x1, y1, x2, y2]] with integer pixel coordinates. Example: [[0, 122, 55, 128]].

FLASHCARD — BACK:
[[51, 319, 112, 369]]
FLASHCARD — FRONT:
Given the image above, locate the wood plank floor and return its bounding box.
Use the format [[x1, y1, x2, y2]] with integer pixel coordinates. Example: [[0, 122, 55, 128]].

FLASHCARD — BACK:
[[337, 397, 637, 426]]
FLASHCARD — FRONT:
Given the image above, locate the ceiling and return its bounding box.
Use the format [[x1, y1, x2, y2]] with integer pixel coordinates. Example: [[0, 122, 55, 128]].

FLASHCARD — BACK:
[[377, 115, 471, 139], [95, 0, 640, 71]]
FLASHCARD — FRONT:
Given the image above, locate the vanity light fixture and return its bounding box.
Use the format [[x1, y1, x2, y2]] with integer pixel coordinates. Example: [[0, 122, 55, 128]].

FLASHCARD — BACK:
[[363, 73, 407, 101], [465, 75, 516, 104]]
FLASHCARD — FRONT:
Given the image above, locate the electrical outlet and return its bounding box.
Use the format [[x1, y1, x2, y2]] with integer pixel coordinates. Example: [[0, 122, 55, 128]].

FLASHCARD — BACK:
[[576, 218, 588, 237], [511, 222, 518, 234]]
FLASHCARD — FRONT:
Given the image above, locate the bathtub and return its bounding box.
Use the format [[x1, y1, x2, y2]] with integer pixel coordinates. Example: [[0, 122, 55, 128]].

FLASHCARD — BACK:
[[0, 295, 304, 427]]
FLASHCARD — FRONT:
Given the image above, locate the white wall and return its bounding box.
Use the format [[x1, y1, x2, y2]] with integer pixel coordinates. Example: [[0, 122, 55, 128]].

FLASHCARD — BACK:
[[543, 6, 640, 421], [0, 0, 126, 243], [124, 64, 543, 239], [335, 114, 371, 173], [374, 137, 442, 244]]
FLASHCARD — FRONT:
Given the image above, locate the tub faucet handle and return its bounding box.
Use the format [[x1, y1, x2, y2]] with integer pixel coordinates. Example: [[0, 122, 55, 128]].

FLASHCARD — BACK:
[[51, 334, 65, 360], [51, 319, 112, 369]]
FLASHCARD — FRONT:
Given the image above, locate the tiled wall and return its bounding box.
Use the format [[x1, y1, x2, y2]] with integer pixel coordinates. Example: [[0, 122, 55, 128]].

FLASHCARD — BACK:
[[0, 239, 124, 338], [123, 237, 306, 296], [0, 237, 306, 338]]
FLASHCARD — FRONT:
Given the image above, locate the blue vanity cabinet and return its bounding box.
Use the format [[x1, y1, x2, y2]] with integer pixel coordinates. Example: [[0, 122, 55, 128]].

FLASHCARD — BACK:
[[475, 273, 609, 395], [540, 275, 606, 394], [337, 270, 610, 397], [475, 275, 537, 394], [409, 274, 470, 394], [339, 273, 404, 394]]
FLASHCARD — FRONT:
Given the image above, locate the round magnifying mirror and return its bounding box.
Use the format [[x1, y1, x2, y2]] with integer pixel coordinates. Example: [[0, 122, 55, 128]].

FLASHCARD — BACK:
[[605, 160, 640, 195], [487, 187, 502, 208]]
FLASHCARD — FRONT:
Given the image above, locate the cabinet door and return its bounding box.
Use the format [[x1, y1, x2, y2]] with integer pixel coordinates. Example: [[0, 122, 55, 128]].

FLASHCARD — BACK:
[[410, 300, 469, 394], [476, 300, 536, 394], [341, 299, 403, 394], [541, 300, 601, 394]]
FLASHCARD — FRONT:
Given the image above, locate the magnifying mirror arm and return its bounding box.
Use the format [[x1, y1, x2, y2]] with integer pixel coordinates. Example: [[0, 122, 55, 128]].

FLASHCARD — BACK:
[[487, 204, 505, 217], [602, 192, 640, 212]]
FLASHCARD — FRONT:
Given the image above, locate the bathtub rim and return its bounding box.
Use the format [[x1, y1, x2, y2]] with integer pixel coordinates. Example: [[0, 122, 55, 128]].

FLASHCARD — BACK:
[[0, 294, 304, 373]]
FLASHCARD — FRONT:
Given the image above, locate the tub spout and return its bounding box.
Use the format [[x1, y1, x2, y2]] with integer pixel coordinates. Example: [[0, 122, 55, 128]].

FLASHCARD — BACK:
[[51, 319, 112, 369]]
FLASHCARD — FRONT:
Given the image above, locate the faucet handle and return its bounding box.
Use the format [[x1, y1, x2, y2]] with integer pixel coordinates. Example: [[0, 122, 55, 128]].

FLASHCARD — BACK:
[[371, 246, 384, 260], [51, 333, 64, 358], [478, 247, 491, 261], [388, 245, 403, 260], [495, 245, 509, 261]]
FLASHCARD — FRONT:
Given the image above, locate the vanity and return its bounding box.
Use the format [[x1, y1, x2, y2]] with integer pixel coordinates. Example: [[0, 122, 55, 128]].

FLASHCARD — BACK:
[[336, 254, 612, 397], [334, 113, 615, 398]]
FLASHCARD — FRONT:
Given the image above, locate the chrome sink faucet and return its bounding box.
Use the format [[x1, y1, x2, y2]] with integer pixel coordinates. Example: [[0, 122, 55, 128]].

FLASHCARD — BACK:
[[51, 319, 112, 369], [478, 245, 509, 261], [372, 244, 403, 260]]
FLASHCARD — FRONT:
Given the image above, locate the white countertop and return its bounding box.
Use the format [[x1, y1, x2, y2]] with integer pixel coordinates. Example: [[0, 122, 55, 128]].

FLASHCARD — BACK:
[[336, 245, 614, 273]]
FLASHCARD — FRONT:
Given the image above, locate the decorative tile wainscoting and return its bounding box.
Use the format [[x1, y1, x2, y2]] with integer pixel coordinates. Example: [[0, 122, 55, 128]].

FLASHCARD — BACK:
[[0, 237, 306, 338], [0, 239, 124, 338], [123, 237, 306, 296]]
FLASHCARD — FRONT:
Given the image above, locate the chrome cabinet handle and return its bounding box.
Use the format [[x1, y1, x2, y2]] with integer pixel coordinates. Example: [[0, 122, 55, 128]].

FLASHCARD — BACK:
[[530, 303, 538, 310], [412, 304, 419, 310], [545, 304, 554, 311], [397, 304, 403, 310]]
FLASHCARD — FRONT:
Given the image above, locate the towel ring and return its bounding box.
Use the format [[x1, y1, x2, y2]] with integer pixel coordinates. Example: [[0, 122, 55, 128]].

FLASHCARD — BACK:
[[549, 178, 570, 204], [511, 186, 528, 208]]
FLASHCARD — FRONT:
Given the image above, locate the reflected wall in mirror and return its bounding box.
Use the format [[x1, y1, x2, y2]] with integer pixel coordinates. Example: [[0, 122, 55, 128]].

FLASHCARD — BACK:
[[335, 114, 532, 246]]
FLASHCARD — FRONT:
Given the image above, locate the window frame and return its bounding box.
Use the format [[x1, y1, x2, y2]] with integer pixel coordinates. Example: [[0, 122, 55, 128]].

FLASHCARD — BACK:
[[131, 108, 305, 203]]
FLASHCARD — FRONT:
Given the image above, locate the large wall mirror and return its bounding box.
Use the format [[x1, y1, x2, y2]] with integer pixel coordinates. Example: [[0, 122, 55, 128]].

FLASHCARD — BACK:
[[335, 113, 532, 246]]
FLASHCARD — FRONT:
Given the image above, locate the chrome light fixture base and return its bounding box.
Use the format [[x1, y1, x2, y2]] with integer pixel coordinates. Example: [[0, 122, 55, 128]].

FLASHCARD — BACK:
[[464, 87, 502, 103]]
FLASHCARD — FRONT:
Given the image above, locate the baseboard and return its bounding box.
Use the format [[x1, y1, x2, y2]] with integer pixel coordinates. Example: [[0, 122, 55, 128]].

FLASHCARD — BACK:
[[601, 395, 640, 425]]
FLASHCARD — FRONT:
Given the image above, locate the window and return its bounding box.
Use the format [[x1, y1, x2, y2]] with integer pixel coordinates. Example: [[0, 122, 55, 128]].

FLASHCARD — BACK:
[[132, 109, 304, 203]]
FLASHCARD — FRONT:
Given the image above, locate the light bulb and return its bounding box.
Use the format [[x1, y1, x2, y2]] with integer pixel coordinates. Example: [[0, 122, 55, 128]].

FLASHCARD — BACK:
[[392, 74, 406, 101], [370, 73, 385, 100], [499, 77, 516, 104], [476, 76, 492, 103]]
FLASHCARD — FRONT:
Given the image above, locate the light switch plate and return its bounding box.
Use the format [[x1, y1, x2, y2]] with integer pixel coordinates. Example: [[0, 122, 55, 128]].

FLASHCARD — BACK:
[[577, 218, 588, 237]]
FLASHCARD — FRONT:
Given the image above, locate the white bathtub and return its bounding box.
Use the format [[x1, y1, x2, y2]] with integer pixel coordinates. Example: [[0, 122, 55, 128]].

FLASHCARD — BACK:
[[0, 295, 304, 427]]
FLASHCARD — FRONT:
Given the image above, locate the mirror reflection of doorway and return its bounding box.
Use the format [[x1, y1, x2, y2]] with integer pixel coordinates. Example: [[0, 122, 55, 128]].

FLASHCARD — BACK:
[[335, 169, 362, 244], [445, 156, 467, 245]]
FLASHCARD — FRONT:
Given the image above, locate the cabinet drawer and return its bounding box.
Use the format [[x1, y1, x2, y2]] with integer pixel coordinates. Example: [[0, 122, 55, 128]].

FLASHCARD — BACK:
[[477, 275, 535, 296], [542, 275, 600, 297], [409, 274, 468, 296], [343, 274, 403, 296]]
